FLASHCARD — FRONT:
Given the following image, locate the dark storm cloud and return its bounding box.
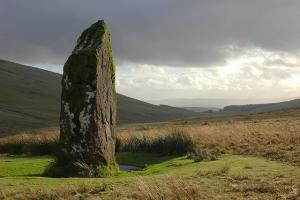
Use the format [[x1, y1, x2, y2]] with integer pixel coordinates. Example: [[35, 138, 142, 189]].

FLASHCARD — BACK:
[[0, 0, 299, 67]]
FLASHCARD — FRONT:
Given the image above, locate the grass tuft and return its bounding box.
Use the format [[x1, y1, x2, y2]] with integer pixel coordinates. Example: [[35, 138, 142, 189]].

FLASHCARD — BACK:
[[118, 128, 194, 155], [0, 183, 108, 200], [187, 149, 220, 162], [0, 128, 59, 155], [44, 154, 119, 178], [132, 176, 202, 200]]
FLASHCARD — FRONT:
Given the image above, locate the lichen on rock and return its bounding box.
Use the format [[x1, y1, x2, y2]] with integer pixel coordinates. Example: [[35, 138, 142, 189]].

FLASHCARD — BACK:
[[47, 20, 118, 177]]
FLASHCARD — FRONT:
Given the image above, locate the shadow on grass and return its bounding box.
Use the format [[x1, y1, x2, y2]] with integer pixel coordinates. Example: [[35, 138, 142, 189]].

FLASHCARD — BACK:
[[0, 152, 179, 178], [116, 152, 178, 168]]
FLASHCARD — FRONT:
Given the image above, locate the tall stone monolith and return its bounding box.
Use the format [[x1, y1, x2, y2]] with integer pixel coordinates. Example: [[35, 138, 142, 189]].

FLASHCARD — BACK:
[[54, 20, 118, 177]]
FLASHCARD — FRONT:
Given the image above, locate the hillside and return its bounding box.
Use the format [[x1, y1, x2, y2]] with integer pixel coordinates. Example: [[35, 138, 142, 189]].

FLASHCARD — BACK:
[[150, 97, 288, 108], [0, 59, 198, 135], [221, 98, 300, 115], [182, 99, 300, 116], [118, 96, 198, 124], [181, 107, 220, 113]]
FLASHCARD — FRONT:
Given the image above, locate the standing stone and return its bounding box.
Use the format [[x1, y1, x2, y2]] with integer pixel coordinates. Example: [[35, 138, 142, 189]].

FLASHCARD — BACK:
[[55, 20, 118, 177]]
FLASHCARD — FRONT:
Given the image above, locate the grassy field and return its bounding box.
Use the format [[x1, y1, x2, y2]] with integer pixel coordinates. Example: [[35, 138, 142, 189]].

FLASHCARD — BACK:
[[0, 153, 299, 199], [0, 108, 300, 199], [117, 107, 300, 166]]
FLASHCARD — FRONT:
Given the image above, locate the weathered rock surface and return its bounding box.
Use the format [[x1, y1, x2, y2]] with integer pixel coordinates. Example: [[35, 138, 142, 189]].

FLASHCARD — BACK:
[[57, 20, 117, 177]]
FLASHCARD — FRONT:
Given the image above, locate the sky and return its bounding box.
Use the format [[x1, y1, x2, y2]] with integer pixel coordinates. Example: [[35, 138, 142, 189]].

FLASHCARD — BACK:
[[0, 0, 299, 102]]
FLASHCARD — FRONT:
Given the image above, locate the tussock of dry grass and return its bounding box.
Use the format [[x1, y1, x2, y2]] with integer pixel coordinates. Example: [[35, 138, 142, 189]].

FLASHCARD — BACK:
[[131, 176, 203, 200], [196, 164, 231, 176], [228, 177, 300, 199], [0, 183, 108, 200]]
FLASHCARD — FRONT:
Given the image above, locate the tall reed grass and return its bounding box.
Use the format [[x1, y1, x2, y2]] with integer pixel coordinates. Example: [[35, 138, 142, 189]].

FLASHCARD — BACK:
[[0, 128, 59, 155], [116, 128, 194, 155], [0, 128, 195, 156]]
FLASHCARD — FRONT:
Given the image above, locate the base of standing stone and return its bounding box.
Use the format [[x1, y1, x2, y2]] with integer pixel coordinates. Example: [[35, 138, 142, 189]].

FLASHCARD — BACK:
[[44, 153, 119, 177]]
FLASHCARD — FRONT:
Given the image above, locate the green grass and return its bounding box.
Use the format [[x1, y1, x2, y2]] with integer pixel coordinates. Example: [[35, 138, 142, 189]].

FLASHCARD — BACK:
[[0, 156, 52, 177], [1, 153, 299, 199], [0, 153, 299, 186], [0, 153, 173, 178], [116, 152, 173, 167]]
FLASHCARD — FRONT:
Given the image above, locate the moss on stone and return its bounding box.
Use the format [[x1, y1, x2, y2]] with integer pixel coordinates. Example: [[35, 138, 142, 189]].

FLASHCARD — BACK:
[[67, 21, 115, 93], [108, 49, 117, 111], [95, 159, 119, 177], [45, 153, 119, 178], [103, 23, 117, 108], [73, 20, 105, 53]]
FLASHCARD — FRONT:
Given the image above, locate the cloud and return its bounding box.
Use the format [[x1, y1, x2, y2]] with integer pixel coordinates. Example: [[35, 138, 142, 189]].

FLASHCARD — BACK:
[[0, 0, 300, 67], [116, 52, 300, 100]]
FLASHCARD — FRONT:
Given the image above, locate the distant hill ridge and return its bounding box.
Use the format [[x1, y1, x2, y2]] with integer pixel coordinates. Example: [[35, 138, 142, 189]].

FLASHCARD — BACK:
[[183, 99, 300, 116], [0, 59, 198, 135], [221, 99, 300, 115]]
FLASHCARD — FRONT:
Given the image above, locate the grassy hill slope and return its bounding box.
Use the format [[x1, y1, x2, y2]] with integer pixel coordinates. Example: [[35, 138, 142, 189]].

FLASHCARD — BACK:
[[0, 59, 198, 135], [117, 95, 198, 124], [0, 60, 61, 135], [221, 98, 300, 115], [183, 99, 300, 116]]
